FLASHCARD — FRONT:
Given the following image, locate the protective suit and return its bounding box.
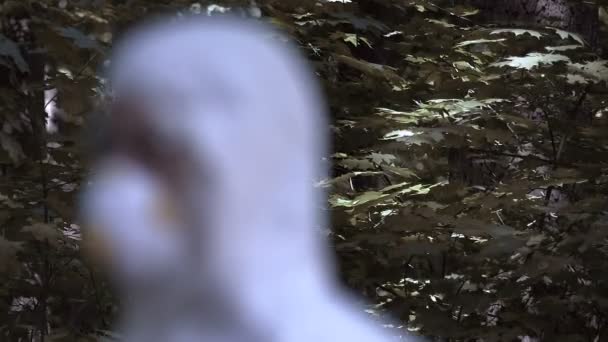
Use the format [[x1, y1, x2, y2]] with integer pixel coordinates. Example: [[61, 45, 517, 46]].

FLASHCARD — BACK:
[[81, 15, 417, 342]]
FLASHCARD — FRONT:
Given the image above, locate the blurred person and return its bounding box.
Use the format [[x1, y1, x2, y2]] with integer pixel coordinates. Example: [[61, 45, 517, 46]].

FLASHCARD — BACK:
[[80, 14, 418, 342]]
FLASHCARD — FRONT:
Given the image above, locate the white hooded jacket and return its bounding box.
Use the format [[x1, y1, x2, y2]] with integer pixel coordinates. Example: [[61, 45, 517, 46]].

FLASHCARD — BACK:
[[81, 15, 418, 342]]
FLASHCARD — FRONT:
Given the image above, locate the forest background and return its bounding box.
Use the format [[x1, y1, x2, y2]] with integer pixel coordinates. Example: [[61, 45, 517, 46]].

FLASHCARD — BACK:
[[0, 0, 607, 341]]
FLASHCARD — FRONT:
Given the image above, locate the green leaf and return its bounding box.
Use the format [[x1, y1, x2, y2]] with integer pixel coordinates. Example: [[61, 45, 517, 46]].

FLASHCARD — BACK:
[[21, 222, 63, 247], [57, 27, 102, 51], [0, 236, 22, 274], [0, 34, 28, 72]]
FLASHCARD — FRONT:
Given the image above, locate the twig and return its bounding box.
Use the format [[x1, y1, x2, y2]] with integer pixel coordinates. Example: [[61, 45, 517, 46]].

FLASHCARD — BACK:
[[555, 134, 568, 163], [43, 52, 98, 111], [427, 2, 473, 24], [469, 148, 552, 164], [553, 84, 591, 164], [544, 111, 558, 165]]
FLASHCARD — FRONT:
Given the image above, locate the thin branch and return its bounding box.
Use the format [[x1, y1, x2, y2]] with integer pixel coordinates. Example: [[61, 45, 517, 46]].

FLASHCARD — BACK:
[[43, 53, 98, 110], [469, 148, 553, 164]]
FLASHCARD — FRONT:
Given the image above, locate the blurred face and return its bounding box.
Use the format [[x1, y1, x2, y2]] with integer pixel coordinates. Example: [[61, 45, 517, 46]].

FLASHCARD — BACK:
[[94, 96, 205, 236], [107, 96, 193, 192], [95, 93, 229, 284], [82, 94, 205, 277]]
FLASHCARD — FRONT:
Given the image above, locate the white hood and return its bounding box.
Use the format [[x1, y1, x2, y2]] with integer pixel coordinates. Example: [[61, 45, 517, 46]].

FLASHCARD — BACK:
[[82, 15, 414, 342]]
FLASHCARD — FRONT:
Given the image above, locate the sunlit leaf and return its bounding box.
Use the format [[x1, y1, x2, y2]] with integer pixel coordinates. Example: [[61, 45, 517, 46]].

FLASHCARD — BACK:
[[491, 53, 570, 70], [545, 45, 581, 51], [548, 27, 585, 45], [568, 60, 608, 82], [491, 28, 543, 39], [454, 38, 506, 48]]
